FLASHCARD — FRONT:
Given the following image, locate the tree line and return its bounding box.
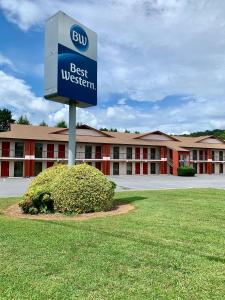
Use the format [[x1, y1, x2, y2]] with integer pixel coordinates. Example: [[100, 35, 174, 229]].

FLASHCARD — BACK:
[[0, 108, 68, 130], [0, 108, 141, 133], [181, 128, 225, 140]]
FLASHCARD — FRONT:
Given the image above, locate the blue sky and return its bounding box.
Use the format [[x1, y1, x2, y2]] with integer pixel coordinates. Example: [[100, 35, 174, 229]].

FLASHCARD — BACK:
[[1, 0, 225, 134]]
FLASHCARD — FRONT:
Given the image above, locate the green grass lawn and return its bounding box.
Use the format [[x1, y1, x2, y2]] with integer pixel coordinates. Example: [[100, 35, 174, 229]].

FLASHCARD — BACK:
[[1, 189, 225, 299]]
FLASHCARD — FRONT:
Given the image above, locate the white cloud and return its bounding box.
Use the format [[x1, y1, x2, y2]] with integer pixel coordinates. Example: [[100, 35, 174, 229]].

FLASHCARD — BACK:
[[1, 0, 224, 102], [0, 53, 13, 67], [1, 1, 225, 132], [0, 52, 17, 71], [2, 65, 225, 133], [0, 70, 62, 124], [118, 98, 126, 105]]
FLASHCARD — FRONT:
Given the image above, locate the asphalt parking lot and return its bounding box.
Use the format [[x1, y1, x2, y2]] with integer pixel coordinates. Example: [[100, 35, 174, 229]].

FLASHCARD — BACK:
[[112, 174, 225, 191], [1, 174, 225, 197]]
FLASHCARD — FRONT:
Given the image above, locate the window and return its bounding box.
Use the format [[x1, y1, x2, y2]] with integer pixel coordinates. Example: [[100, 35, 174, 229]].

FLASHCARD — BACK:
[[150, 148, 156, 159], [199, 150, 203, 160], [220, 163, 223, 174], [113, 146, 119, 159], [14, 161, 23, 177], [219, 151, 223, 161], [143, 148, 148, 160], [150, 163, 156, 174], [47, 144, 54, 158], [113, 162, 119, 175], [193, 150, 197, 160], [2, 142, 10, 157], [212, 151, 215, 161], [126, 147, 132, 159], [15, 142, 24, 158], [35, 162, 42, 176], [204, 150, 208, 160], [179, 154, 188, 167], [212, 163, 215, 173], [126, 162, 132, 175], [85, 145, 92, 159], [95, 146, 102, 159], [58, 144, 65, 159], [35, 143, 43, 158]]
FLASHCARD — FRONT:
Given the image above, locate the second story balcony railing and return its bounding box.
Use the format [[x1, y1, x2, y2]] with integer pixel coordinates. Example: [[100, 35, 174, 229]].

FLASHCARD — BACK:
[[190, 153, 225, 161], [212, 154, 225, 161], [110, 153, 161, 160], [0, 149, 162, 161], [190, 155, 208, 161], [1, 149, 25, 158]]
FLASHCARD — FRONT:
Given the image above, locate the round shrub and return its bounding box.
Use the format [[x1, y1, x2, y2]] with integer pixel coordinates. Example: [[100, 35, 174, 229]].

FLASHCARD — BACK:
[[51, 164, 115, 213], [26, 163, 67, 197], [177, 166, 196, 176]]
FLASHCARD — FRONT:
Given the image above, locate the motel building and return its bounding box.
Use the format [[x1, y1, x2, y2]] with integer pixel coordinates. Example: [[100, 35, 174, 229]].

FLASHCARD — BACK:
[[1, 123, 225, 177]]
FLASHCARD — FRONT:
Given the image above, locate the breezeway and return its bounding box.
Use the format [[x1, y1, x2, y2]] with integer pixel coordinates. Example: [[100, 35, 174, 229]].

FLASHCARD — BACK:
[[1, 174, 225, 197]]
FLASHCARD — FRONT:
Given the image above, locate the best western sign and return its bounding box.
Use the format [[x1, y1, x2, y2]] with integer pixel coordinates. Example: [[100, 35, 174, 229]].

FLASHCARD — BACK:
[[44, 11, 97, 107]]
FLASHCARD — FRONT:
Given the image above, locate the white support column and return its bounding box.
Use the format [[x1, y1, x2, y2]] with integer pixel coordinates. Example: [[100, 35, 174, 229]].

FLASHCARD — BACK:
[[68, 103, 76, 166]]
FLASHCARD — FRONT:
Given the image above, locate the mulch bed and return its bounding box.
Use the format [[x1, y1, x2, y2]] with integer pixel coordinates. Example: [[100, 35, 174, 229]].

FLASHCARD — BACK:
[[4, 202, 135, 221]]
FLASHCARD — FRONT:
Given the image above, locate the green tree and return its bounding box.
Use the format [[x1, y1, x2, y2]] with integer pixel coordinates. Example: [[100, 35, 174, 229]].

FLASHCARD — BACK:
[[17, 115, 31, 125], [39, 120, 48, 126], [124, 129, 130, 133], [0, 108, 15, 131], [56, 120, 67, 128], [99, 127, 109, 131]]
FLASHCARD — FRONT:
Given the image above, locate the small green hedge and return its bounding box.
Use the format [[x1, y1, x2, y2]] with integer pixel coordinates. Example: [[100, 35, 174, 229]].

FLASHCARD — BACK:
[[177, 166, 196, 176], [20, 163, 116, 215], [19, 192, 54, 215]]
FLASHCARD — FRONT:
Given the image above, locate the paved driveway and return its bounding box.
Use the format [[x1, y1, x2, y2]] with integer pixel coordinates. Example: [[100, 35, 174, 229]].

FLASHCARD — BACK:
[[110, 174, 225, 192], [0, 178, 32, 198], [0, 175, 225, 197]]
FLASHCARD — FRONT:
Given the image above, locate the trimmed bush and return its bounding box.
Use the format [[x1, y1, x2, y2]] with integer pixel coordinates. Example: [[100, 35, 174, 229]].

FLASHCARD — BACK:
[[51, 164, 115, 213], [26, 163, 67, 198], [177, 166, 196, 176]]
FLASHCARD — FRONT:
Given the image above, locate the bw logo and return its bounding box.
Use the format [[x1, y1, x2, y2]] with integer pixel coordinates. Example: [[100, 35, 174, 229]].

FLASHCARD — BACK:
[[70, 24, 89, 52]]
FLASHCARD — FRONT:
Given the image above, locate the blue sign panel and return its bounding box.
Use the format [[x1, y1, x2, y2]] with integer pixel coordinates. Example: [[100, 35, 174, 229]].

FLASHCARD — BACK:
[[45, 12, 97, 108], [58, 44, 97, 107]]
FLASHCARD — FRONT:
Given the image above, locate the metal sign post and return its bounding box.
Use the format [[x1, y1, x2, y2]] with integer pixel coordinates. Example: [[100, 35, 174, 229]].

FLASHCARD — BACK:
[[68, 103, 76, 165]]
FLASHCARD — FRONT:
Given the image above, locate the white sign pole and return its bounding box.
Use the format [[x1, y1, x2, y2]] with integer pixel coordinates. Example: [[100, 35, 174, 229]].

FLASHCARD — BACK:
[[68, 102, 76, 166]]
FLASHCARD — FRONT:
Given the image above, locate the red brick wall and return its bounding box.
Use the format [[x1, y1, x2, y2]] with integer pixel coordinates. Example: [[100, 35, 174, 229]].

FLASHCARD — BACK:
[[172, 150, 179, 176]]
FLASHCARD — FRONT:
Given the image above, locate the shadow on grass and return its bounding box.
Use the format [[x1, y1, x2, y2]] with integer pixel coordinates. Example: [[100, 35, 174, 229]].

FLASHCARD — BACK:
[[114, 195, 147, 204]]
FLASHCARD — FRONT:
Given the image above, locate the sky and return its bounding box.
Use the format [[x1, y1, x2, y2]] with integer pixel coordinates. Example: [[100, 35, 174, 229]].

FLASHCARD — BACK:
[[0, 0, 225, 134]]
